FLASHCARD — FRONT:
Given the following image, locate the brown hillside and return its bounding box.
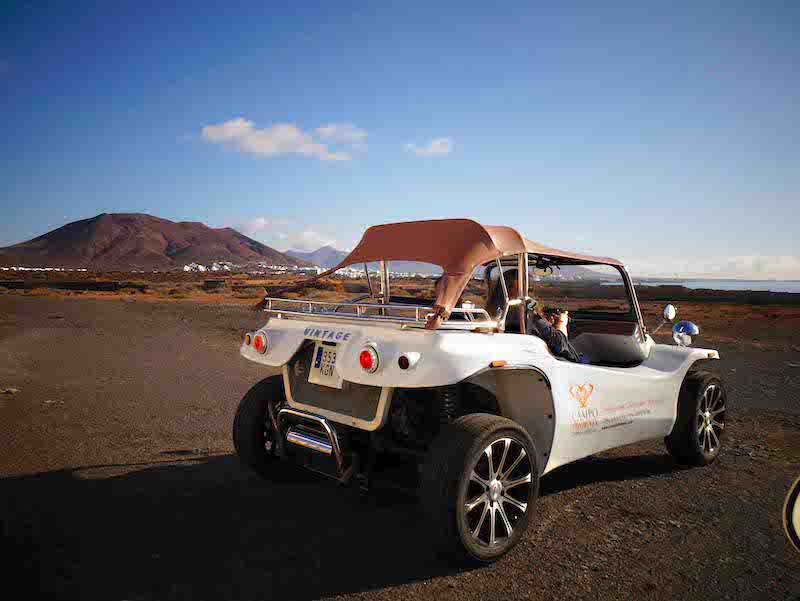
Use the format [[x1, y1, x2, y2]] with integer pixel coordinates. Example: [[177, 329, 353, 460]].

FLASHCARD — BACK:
[[0, 213, 310, 271]]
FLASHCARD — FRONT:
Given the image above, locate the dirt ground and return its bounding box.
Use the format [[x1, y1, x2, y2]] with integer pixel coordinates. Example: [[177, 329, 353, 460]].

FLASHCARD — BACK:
[[1, 295, 799, 600]]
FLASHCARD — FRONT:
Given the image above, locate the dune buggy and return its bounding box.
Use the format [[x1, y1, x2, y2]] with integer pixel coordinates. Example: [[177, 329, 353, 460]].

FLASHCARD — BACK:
[[235, 219, 726, 562]]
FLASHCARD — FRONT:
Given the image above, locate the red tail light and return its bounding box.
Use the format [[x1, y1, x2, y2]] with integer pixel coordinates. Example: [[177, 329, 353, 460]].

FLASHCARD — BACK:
[[359, 346, 379, 372], [253, 332, 268, 354]]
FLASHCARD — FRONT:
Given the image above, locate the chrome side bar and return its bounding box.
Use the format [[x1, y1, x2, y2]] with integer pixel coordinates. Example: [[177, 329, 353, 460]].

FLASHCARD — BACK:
[[278, 407, 344, 473]]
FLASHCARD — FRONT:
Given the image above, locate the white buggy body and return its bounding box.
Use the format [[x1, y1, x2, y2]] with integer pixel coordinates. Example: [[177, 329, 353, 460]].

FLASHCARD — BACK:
[[234, 219, 726, 562], [242, 318, 718, 474]]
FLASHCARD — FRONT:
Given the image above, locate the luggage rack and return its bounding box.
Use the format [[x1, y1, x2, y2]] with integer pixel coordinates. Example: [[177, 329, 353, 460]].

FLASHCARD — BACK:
[[259, 297, 495, 329]]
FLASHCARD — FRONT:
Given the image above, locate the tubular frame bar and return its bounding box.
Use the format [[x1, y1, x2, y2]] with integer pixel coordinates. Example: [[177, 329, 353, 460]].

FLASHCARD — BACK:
[[364, 263, 374, 297], [260, 297, 492, 327], [278, 407, 345, 472]]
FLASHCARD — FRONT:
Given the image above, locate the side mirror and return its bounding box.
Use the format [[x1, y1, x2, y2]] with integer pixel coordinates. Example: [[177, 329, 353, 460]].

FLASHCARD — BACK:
[[651, 304, 677, 336], [672, 321, 699, 347]]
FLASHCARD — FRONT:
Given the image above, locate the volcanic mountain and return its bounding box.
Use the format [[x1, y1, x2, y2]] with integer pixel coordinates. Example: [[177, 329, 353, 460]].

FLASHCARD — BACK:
[[288, 245, 442, 274], [0, 213, 311, 271], [286, 245, 349, 269]]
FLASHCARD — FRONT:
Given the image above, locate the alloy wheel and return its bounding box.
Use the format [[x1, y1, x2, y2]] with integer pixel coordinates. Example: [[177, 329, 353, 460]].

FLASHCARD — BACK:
[[697, 384, 726, 455], [463, 437, 532, 547]]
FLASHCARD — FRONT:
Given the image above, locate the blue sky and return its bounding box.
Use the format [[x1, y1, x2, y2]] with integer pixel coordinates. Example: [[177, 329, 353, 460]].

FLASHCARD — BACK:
[[1, 1, 798, 278]]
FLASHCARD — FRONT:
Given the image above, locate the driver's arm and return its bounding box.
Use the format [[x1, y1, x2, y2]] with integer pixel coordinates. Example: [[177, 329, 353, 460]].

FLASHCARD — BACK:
[[530, 314, 580, 362], [553, 311, 570, 338]]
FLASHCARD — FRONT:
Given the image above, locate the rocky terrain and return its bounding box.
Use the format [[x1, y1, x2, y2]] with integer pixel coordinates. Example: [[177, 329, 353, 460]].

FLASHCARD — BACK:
[[0, 295, 798, 600]]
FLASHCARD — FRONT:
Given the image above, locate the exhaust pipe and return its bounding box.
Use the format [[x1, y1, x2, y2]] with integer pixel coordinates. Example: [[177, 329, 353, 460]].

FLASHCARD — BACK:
[[278, 408, 355, 485], [286, 427, 333, 455]]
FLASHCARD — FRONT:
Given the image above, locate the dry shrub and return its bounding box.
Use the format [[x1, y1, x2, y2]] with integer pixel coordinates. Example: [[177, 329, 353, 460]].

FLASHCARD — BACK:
[[232, 285, 265, 294], [307, 279, 346, 293], [167, 283, 196, 296]]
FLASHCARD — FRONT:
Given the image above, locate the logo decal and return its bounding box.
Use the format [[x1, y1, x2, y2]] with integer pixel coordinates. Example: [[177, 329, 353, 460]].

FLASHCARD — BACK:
[[569, 384, 594, 408], [567, 381, 659, 436]]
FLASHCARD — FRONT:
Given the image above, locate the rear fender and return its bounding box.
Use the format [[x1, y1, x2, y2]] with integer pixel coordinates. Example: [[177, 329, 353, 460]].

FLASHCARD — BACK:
[[464, 367, 555, 476]]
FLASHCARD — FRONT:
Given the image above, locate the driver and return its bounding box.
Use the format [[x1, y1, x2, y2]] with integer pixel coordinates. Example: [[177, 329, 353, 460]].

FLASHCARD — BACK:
[[493, 269, 584, 363]]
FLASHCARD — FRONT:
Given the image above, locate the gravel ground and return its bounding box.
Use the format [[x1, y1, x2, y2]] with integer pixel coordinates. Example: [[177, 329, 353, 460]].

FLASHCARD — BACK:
[[1, 296, 798, 600]]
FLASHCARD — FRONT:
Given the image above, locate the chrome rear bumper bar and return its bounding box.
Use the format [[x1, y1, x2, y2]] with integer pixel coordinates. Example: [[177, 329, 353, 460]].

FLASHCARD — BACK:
[[278, 407, 344, 473]]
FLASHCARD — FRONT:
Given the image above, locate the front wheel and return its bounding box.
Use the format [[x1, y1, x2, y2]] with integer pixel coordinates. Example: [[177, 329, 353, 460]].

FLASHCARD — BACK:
[[419, 414, 539, 563], [665, 370, 727, 465]]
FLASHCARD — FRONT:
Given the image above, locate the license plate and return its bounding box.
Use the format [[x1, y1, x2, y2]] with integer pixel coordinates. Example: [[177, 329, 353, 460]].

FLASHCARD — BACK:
[[308, 342, 343, 389]]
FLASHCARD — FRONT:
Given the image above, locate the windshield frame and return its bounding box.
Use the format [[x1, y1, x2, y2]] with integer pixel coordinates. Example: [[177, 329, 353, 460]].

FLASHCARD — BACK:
[[526, 253, 645, 331]]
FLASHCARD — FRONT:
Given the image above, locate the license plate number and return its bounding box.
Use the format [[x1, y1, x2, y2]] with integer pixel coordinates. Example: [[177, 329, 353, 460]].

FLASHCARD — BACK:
[[308, 342, 343, 389]]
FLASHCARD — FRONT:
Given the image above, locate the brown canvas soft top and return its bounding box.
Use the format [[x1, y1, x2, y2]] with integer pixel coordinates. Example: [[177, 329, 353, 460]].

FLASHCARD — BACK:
[[256, 219, 623, 329]]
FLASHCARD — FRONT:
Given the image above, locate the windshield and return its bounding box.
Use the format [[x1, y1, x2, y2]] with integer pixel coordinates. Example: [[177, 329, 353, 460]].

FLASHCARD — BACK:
[[528, 261, 634, 318]]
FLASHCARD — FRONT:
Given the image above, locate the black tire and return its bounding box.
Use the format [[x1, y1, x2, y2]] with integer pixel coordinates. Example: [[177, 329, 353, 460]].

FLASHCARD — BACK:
[[233, 375, 294, 480], [665, 370, 727, 466], [419, 414, 539, 563]]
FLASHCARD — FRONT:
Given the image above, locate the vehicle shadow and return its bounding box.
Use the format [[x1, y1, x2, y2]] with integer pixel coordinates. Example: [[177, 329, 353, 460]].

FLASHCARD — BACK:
[[2, 456, 468, 601], [540, 452, 683, 497], [2, 451, 684, 600]]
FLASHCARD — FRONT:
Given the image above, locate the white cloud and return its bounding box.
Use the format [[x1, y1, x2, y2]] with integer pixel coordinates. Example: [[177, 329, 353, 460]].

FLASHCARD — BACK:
[[406, 137, 453, 157], [201, 118, 357, 161], [286, 228, 339, 252], [233, 216, 341, 252], [315, 122, 368, 149], [237, 217, 292, 237]]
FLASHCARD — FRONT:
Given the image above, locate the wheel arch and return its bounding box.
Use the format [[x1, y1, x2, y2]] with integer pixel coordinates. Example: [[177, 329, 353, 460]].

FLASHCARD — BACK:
[[685, 357, 720, 374], [462, 366, 555, 475]]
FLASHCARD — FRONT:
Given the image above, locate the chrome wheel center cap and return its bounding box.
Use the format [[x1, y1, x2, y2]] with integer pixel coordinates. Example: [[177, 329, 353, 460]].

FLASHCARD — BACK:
[[489, 479, 502, 502]]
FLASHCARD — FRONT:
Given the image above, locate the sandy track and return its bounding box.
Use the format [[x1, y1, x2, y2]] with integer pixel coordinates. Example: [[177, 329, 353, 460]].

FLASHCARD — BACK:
[[1, 296, 798, 600]]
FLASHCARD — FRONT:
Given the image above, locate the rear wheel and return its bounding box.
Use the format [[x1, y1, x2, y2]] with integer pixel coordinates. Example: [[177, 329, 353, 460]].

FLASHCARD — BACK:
[[233, 375, 294, 480], [419, 414, 539, 562], [665, 370, 727, 465]]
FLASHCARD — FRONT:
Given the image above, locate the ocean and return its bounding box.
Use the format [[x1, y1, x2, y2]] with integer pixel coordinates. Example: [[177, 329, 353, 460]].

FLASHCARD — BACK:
[[631, 279, 800, 294]]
